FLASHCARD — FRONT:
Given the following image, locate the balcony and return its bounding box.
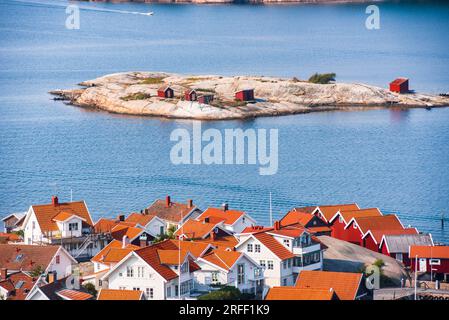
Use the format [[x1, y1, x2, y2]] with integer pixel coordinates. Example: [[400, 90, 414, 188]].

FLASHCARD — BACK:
[[292, 243, 321, 255]]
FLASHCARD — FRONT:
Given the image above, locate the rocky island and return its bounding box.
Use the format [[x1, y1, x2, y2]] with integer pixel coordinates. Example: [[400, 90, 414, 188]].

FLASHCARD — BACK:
[[50, 71, 449, 120]]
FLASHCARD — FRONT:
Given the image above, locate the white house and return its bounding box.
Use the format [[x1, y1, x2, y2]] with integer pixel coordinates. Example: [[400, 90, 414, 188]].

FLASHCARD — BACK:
[[0, 244, 76, 280], [21, 196, 102, 259], [196, 205, 257, 234], [194, 249, 263, 295], [100, 243, 200, 300], [235, 222, 323, 288], [124, 212, 167, 238]]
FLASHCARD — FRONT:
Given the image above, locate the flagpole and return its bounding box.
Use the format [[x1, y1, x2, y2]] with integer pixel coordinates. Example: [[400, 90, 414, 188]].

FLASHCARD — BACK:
[[269, 192, 273, 226]]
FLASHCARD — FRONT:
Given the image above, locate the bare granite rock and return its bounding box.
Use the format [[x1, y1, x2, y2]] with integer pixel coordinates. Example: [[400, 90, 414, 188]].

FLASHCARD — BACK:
[[50, 71, 449, 120]]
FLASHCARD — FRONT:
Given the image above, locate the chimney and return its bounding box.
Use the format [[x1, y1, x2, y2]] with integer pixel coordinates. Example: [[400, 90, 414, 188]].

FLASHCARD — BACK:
[[166, 195, 171, 208], [117, 214, 125, 222], [144, 208, 150, 215], [210, 231, 215, 241], [47, 271, 56, 284], [0, 268, 7, 280], [187, 199, 193, 209], [222, 203, 228, 211], [139, 234, 148, 248], [122, 235, 129, 248], [51, 195, 59, 206], [274, 220, 280, 231]]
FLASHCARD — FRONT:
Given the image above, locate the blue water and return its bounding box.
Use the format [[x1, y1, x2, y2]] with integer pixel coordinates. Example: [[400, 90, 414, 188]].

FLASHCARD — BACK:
[[0, 0, 448, 242]]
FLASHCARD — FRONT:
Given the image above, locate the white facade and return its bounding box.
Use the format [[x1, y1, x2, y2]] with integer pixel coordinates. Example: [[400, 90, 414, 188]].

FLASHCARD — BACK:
[[101, 252, 195, 300], [224, 215, 257, 234], [194, 254, 263, 294], [235, 232, 323, 288], [141, 216, 166, 238]]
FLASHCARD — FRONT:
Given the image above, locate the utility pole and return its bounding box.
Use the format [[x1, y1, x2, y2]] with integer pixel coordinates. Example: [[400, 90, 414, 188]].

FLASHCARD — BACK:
[[269, 192, 273, 226], [414, 255, 418, 300]]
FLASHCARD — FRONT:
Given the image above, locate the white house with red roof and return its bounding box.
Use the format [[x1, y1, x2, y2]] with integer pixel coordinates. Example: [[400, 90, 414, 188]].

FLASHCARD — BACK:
[[21, 196, 101, 259], [194, 249, 264, 295], [100, 240, 200, 300], [196, 204, 257, 234], [235, 221, 324, 288]]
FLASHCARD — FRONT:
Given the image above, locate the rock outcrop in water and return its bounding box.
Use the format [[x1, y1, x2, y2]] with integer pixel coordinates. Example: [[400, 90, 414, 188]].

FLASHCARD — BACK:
[[50, 71, 449, 120]]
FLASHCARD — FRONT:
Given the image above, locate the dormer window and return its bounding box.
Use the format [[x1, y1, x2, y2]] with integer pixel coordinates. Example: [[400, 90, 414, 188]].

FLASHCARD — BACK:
[[283, 239, 290, 247], [69, 222, 78, 231]]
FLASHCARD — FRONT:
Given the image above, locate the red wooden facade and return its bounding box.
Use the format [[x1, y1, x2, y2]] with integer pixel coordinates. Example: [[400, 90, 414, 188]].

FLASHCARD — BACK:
[[389, 78, 409, 94], [235, 89, 254, 101], [157, 86, 174, 98], [198, 94, 214, 104], [184, 89, 197, 101]]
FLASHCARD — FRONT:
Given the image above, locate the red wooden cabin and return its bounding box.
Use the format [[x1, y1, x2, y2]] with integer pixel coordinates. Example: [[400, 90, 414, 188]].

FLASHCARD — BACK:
[[184, 89, 197, 101], [198, 94, 214, 104], [235, 89, 254, 101], [410, 246, 449, 281], [157, 86, 174, 98], [389, 78, 409, 93]]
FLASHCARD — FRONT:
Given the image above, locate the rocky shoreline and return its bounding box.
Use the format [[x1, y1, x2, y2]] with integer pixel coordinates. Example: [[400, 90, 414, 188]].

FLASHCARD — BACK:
[[50, 71, 449, 120]]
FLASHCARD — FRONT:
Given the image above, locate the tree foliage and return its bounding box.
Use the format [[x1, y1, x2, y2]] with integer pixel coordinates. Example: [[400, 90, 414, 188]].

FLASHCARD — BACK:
[[308, 73, 336, 84]]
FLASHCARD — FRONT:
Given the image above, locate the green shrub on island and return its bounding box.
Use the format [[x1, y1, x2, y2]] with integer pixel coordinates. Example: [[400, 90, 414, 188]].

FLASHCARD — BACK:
[[139, 77, 165, 85], [121, 92, 152, 101], [308, 73, 336, 84], [83, 283, 97, 297]]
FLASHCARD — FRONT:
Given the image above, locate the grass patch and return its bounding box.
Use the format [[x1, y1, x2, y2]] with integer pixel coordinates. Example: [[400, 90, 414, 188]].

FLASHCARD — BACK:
[[195, 88, 216, 93], [308, 73, 336, 84], [139, 77, 165, 85], [186, 77, 210, 82], [120, 92, 152, 101]]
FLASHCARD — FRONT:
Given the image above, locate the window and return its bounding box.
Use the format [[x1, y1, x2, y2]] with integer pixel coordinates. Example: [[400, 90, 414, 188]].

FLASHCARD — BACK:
[[137, 266, 144, 278], [247, 244, 253, 252], [133, 287, 140, 291], [159, 226, 164, 235], [180, 262, 189, 274], [167, 286, 171, 298], [98, 280, 103, 287], [15, 254, 24, 262], [69, 222, 78, 231], [283, 239, 290, 247], [339, 215, 343, 223], [353, 223, 357, 229], [32, 221, 35, 230], [254, 268, 262, 278], [254, 244, 261, 253], [237, 264, 245, 285], [283, 260, 287, 269], [267, 260, 274, 270], [259, 260, 266, 269], [287, 259, 291, 268], [55, 255, 60, 264], [430, 259, 441, 265], [180, 280, 191, 295], [242, 217, 246, 223], [395, 253, 403, 263], [211, 271, 219, 283], [283, 278, 287, 286], [126, 266, 134, 277], [146, 288, 154, 299], [119, 286, 126, 290]]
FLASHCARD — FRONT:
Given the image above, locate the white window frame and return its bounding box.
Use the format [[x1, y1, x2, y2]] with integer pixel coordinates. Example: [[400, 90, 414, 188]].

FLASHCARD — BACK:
[[247, 244, 253, 253], [267, 260, 274, 270], [429, 259, 441, 265], [126, 266, 134, 278], [254, 244, 261, 253]]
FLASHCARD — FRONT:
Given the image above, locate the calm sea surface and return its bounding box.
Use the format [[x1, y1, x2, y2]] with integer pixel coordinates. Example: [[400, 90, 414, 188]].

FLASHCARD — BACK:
[[0, 0, 448, 242]]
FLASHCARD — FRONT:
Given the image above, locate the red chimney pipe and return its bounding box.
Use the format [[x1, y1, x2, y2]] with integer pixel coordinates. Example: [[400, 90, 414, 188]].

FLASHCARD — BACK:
[[52, 195, 59, 206], [187, 199, 193, 209], [0, 268, 7, 280], [210, 231, 215, 241], [274, 220, 280, 231], [166, 196, 171, 207]]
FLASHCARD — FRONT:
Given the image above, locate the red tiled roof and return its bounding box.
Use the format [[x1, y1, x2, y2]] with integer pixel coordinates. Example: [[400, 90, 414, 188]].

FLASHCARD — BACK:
[[0, 271, 36, 300], [265, 287, 336, 300], [335, 208, 382, 224], [240, 226, 274, 234], [0, 244, 61, 272], [318, 204, 360, 221], [31, 200, 93, 233], [157, 249, 190, 265], [366, 228, 418, 244], [194, 235, 239, 250], [0, 232, 22, 243], [295, 271, 362, 300], [156, 240, 211, 258], [351, 214, 403, 234], [52, 211, 85, 222], [125, 212, 157, 226], [145, 198, 195, 224], [134, 246, 178, 281], [280, 211, 314, 227], [97, 289, 143, 300], [410, 245, 449, 259], [110, 224, 144, 241], [91, 240, 139, 265], [253, 233, 295, 260], [200, 249, 242, 271], [57, 289, 93, 300], [267, 226, 307, 238], [174, 220, 219, 239], [197, 207, 246, 225]]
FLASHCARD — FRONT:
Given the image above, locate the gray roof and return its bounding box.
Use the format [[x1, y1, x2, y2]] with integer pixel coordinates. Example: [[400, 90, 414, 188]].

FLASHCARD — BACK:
[[2, 212, 26, 222], [383, 234, 433, 253]]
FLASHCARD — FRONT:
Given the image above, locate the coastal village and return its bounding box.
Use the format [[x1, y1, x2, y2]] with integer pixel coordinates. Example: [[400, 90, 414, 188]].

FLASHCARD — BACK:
[[1, 195, 448, 301]]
